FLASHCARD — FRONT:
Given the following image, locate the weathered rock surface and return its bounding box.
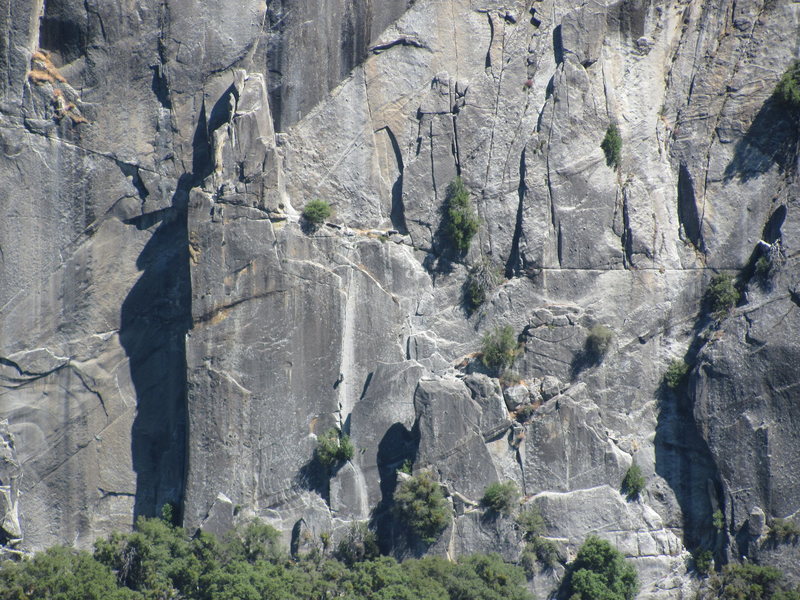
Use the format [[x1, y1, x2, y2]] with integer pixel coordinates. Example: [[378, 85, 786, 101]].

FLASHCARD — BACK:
[[1, 0, 799, 598]]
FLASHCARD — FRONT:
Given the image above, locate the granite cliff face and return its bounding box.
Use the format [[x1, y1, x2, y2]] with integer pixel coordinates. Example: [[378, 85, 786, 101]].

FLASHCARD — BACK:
[[1, 0, 799, 597]]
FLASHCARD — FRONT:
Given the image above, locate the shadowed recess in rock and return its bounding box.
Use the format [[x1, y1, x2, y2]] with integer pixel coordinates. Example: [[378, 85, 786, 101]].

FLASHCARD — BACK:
[[723, 97, 799, 183], [373, 422, 419, 553], [38, 0, 87, 65], [120, 179, 192, 522], [677, 163, 704, 253], [654, 339, 724, 557]]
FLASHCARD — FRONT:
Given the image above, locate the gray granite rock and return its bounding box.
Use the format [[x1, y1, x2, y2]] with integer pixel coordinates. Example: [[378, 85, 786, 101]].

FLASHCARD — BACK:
[[2, 1, 800, 597]]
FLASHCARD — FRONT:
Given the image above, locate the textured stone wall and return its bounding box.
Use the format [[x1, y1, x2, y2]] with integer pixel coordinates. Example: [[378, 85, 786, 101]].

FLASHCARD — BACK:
[[1, 0, 799, 597]]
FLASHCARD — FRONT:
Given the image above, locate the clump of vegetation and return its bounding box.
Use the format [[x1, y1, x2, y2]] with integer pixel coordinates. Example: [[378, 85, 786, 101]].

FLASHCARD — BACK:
[[706, 273, 740, 318], [333, 522, 379, 566], [755, 255, 772, 278], [481, 481, 520, 516], [0, 516, 534, 600], [302, 199, 332, 225], [315, 428, 354, 468], [713, 509, 725, 532], [516, 506, 562, 575], [664, 358, 690, 389], [560, 536, 638, 600], [768, 518, 800, 544], [397, 458, 413, 475], [517, 506, 545, 540], [393, 472, 451, 544], [465, 257, 502, 311], [481, 325, 521, 373], [601, 123, 622, 169], [586, 324, 614, 360], [621, 464, 646, 501], [445, 176, 480, 253], [698, 563, 800, 600], [775, 60, 800, 111], [693, 549, 714, 577], [499, 369, 522, 387], [528, 536, 561, 570], [515, 403, 535, 423]]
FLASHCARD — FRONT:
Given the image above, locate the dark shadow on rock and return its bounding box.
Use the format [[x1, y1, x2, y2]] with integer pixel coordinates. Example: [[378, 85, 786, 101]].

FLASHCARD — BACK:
[[421, 208, 459, 276], [723, 97, 799, 183], [677, 163, 705, 253], [569, 347, 593, 378], [120, 176, 193, 523], [552, 25, 563, 65], [295, 458, 331, 505], [371, 422, 419, 554], [654, 322, 725, 556]]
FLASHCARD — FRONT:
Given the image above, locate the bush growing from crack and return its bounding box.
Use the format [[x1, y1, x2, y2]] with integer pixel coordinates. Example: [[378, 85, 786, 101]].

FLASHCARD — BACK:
[[755, 256, 772, 278], [302, 199, 332, 226], [481, 481, 520, 516], [775, 60, 800, 112], [481, 325, 521, 373], [601, 123, 622, 169], [586, 325, 614, 361], [706, 273, 740, 318], [516, 506, 562, 575], [333, 522, 379, 566], [465, 257, 502, 311], [315, 428, 354, 469], [664, 359, 690, 389], [445, 176, 480, 253], [712, 509, 725, 532], [693, 550, 714, 577], [621, 464, 646, 501], [768, 518, 800, 544], [393, 472, 450, 544]]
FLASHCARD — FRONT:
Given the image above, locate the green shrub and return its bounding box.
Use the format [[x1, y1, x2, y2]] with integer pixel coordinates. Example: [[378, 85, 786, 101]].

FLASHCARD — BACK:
[[529, 536, 561, 570], [664, 358, 690, 389], [769, 518, 800, 543], [393, 472, 451, 543], [707, 273, 740, 317], [520, 537, 562, 577], [315, 428, 354, 468], [561, 536, 638, 600], [333, 522, 379, 566], [755, 256, 771, 278], [302, 199, 332, 225], [397, 458, 413, 475], [621, 464, 646, 501], [705, 563, 800, 600], [481, 481, 520, 515], [517, 507, 545, 540], [601, 123, 622, 169], [445, 177, 480, 253], [586, 324, 614, 360], [713, 509, 725, 532], [775, 60, 800, 111], [465, 257, 502, 311], [481, 325, 521, 372], [693, 549, 714, 576]]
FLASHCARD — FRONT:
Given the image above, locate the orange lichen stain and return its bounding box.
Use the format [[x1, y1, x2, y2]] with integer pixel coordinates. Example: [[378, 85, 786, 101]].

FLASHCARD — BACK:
[[189, 232, 201, 265], [52, 89, 88, 124], [28, 50, 67, 84]]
